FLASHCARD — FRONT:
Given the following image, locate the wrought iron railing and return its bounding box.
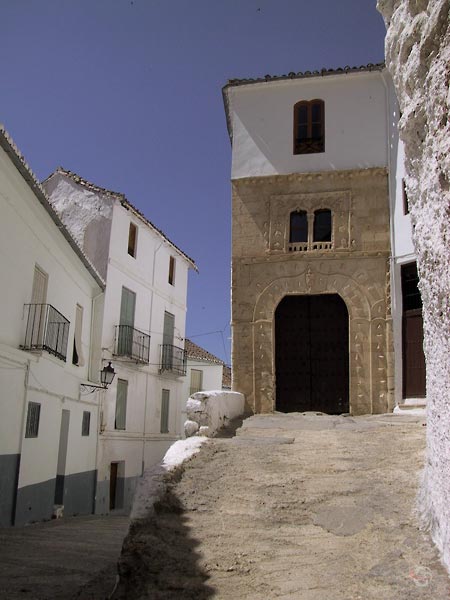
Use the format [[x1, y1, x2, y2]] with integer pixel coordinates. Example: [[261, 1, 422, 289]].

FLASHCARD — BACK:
[[115, 325, 150, 364], [160, 344, 187, 376], [22, 304, 70, 361]]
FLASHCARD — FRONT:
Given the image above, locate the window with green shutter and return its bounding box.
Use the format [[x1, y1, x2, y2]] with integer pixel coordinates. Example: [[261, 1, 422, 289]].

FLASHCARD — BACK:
[[115, 379, 128, 430], [160, 389, 170, 434]]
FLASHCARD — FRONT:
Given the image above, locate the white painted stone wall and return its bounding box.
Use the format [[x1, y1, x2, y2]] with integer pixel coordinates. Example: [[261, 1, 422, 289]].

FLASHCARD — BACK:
[[0, 138, 103, 524], [44, 171, 194, 513], [184, 390, 245, 438], [227, 71, 389, 179], [378, 0, 450, 571]]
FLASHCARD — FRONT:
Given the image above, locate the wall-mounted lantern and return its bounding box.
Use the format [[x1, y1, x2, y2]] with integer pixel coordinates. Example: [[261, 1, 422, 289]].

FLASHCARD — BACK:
[[80, 362, 116, 394]]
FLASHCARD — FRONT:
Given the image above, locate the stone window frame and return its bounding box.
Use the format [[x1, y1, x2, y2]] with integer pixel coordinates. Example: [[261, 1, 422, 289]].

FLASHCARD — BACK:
[[288, 208, 333, 252], [268, 191, 351, 254]]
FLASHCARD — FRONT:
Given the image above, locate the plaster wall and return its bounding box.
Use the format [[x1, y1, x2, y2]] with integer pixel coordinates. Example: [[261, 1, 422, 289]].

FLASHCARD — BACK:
[[378, 0, 450, 571], [45, 173, 192, 513], [228, 71, 388, 179], [0, 144, 103, 525], [231, 168, 393, 415]]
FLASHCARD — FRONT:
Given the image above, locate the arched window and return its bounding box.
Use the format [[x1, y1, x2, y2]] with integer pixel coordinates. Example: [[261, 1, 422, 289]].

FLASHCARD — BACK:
[[289, 210, 308, 243], [293, 99, 325, 155], [313, 209, 332, 242]]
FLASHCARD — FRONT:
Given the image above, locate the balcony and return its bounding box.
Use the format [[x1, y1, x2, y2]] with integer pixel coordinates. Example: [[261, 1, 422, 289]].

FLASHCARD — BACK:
[[115, 325, 150, 364], [160, 344, 187, 376], [22, 304, 70, 361]]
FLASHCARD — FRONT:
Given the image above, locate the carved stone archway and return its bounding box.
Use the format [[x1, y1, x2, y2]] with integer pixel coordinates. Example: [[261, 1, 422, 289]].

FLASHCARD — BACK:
[[250, 263, 391, 415]]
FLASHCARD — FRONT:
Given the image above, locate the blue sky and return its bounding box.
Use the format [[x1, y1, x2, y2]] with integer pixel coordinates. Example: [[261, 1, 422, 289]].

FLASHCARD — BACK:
[[1, 0, 386, 364]]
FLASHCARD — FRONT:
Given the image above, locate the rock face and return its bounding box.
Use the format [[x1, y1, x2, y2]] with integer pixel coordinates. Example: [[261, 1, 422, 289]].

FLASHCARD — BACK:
[[377, 0, 450, 571]]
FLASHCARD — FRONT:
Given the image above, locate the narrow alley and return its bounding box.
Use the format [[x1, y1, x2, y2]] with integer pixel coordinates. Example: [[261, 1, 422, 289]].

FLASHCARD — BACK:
[[114, 413, 450, 599]]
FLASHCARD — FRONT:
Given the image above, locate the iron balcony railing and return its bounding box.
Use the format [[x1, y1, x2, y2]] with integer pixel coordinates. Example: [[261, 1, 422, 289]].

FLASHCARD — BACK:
[[115, 325, 150, 364], [22, 304, 70, 361], [160, 344, 187, 376]]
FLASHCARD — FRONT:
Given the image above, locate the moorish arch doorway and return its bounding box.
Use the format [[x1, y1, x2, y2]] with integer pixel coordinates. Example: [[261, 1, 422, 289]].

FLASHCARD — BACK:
[[275, 294, 349, 414]]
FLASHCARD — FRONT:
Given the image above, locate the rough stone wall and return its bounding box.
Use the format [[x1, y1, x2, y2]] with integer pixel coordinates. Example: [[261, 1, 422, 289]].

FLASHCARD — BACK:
[[377, 0, 450, 571], [231, 168, 394, 416]]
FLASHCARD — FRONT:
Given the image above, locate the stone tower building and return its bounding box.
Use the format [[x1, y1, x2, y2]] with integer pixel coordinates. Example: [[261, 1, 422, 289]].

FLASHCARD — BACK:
[[223, 64, 397, 415]]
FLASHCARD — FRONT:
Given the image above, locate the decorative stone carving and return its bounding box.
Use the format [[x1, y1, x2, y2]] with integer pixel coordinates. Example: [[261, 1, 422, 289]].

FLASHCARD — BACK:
[[232, 168, 392, 415]]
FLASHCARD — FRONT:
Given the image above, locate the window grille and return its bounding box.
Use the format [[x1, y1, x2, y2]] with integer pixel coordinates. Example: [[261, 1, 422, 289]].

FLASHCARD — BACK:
[[25, 402, 41, 438], [82, 411, 91, 436]]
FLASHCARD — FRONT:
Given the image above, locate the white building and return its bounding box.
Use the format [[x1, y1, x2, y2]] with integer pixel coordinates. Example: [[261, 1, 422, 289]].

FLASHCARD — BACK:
[[43, 169, 197, 513], [0, 128, 105, 526], [184, 339, 226, 399]]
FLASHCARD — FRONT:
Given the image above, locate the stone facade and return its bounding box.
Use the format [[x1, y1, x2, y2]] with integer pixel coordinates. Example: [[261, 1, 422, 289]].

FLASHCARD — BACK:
[[232, 167, 394, 415], [378, 0, 450, 573]]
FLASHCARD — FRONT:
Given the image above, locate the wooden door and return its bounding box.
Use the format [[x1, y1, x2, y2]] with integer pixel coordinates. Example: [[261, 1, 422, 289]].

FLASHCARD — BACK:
[[109, 463, 118, 510], [275, 294, 349, 414], [401, 263, 425, 398]]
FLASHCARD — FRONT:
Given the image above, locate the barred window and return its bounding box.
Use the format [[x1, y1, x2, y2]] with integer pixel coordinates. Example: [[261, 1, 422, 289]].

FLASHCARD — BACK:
[[82, 411, 91, 436], [25, 402, 41, 438]]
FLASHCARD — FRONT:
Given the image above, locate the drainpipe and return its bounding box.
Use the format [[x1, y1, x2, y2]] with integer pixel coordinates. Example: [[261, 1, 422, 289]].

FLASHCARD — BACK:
[[142, 241, 163, 472], [88, 288, 105, 513]]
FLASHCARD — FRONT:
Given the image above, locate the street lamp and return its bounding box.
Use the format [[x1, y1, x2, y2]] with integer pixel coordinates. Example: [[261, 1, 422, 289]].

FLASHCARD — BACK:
[[80, 362, 116, 394], [100, 361, 116, 388]]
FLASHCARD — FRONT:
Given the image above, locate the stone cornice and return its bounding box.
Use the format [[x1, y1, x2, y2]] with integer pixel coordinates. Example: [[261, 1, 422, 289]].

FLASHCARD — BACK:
[[231, 167, 388, 187]]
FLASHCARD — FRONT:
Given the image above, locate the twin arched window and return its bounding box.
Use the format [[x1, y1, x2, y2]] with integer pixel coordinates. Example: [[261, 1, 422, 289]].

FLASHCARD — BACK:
[[289, 209, 332, 251], [293, 99, 325, 155]]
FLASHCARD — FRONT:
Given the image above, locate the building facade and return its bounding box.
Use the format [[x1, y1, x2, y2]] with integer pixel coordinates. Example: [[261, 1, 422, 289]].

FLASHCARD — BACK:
[[43, 169, 196, 513], [0, 128, 105, 526], [223, 64, 421, 416]]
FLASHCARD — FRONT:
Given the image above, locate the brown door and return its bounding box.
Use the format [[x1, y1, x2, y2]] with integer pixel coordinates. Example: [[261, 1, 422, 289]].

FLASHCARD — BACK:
[[109, 463, 118, 510], [401, 263, 425, 398], [275, 294, 349, 414]]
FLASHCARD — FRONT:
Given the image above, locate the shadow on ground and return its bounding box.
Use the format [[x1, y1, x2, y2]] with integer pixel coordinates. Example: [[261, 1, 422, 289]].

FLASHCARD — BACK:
[[112, 481, 215, 600]]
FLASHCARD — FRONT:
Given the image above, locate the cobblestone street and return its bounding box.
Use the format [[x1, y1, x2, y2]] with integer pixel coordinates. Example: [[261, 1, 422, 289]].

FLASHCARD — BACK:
[[0, 514, 129, 599]]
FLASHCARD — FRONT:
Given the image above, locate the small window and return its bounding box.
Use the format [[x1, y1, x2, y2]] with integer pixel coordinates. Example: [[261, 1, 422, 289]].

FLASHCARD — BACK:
[[115, 379, 128, 430], [25, 402, 41, 438], [313, 209, 332, 242], [168, 256, 176, 286], [128, 223, 137, 257], [402, 180, 409, 215], [82, 411, 91, 436], [190, 369, 203, 396], [72, 304, 84, 366], [160, 389, 170, 433], [294, 99, 325, 155], [289, 211, 308, 243]]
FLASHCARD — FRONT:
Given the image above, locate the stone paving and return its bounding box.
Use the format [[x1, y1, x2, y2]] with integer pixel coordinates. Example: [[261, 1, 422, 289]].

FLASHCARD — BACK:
[[0, 513, 129, 599], [114, 413, 450, 599]]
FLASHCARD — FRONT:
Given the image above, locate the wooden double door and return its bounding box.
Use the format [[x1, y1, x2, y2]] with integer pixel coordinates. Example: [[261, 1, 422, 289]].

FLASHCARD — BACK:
[[275, 294, 349, 414]]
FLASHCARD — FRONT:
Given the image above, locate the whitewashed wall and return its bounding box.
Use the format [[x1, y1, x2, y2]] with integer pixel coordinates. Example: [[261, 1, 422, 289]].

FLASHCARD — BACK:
[[228, 71, 389, 179], [44, 172, 193, 514], [0, 144, 102, 525]]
